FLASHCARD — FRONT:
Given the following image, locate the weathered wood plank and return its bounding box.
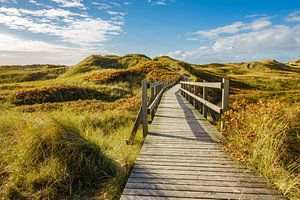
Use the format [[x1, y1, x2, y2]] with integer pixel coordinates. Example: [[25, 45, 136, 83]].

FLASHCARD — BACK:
[[129, 173, 268, 183], [125, 183, 281, 195], [126, 177, 270, 188], [122, 189, 285, 200], [133, 165, 250, 173]]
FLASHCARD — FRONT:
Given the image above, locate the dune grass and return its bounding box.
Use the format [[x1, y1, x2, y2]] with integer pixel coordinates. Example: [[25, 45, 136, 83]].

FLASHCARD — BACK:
[[0, 110, 142, 199], [221, 100, 300, 199]]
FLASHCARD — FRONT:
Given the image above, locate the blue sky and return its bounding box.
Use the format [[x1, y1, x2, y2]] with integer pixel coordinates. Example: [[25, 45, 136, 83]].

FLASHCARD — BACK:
[[0, 0, 299, 65]]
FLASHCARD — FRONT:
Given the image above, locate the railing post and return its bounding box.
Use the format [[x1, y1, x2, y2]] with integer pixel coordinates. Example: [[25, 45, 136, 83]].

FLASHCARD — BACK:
[[221, 78, 229, 130], [203, 80, 208, 118], [141, 79, 148, 137], [193, 85, 197, 109], [221, 78, 229, 111], [150, 82, 155, 103]]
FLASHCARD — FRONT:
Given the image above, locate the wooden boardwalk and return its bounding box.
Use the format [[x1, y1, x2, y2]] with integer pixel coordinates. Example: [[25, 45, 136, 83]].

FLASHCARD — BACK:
[[121, 84, 285, 200]]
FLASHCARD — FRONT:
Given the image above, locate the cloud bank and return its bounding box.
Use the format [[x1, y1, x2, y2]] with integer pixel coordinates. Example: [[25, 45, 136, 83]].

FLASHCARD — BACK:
[[168, 14, 300, 64]]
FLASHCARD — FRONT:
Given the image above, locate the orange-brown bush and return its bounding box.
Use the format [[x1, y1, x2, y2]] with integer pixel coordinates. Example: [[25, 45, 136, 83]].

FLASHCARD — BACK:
[[85, 61, 181, 85], [10, 85, 131, 105], [222, 100, 300, 198]]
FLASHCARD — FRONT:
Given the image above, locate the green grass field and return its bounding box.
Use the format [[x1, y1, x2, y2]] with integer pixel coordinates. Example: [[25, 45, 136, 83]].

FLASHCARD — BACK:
[[0, 54, 299, 199]]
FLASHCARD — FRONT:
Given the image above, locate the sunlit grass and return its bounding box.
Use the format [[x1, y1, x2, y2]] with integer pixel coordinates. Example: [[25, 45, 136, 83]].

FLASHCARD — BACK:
[[0, 110, 142, 199], [221, 100, 300, 199]]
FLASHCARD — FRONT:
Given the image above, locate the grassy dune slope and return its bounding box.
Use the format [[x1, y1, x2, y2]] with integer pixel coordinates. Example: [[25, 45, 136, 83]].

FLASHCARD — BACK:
[[0, 55, 299, 199]]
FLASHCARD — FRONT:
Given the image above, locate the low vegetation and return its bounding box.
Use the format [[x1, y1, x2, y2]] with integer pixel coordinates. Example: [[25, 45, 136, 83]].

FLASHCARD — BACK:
[[85, 60, 182, 85], [0, 54, 299, 199], [0, 110, 141, 199], [222, 100, 300, 199], [10, 85, 132, 105]]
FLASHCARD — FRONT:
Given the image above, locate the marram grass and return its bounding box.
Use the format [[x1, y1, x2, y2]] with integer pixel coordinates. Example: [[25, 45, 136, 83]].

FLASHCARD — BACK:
[[222, 100, 300, 199], [0, 110, 142, 199]]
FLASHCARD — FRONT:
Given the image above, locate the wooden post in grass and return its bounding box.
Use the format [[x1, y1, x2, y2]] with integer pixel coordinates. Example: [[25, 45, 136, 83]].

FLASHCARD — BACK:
[[141, 79, 148, 137], [221, 78, 229, 130], [203, 80, 208, 118]]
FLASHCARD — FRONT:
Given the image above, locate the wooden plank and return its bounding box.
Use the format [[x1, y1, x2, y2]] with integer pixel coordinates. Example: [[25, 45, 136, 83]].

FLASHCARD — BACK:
[[125, 183, 281, 195], [136, 158, 235, 164], [126, 177, 270, 188], [133, 165, 251, 173], [129, 173, 268, 183], [121, 195, 212, 200], [134, 162, 246, 169], [131, 170, 261, 178], [122, 189, 285, 200]]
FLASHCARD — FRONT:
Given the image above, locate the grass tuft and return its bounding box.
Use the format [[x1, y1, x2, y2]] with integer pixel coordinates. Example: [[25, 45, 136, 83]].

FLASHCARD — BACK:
[[0, 110, 141, 199]]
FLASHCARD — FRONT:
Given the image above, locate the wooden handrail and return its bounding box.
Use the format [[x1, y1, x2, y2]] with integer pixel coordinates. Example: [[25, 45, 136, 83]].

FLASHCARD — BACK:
[[148, 89, 164, 114], [179, 88, 222, 113], [180, 81, 222, 89], [126, 78, 177, 145], [180, 78, 229, 129]]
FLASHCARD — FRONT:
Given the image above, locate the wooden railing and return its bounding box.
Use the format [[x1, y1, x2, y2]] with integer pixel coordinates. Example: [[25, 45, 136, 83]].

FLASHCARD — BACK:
[[180, 78, 229, 129], [126, 79, 177, 144]]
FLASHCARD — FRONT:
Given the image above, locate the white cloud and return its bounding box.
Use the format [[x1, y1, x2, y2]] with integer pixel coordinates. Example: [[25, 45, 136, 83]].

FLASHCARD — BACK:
[[286, 10, 300, 22], [106, 10, 126, 16], [50, 0, 86, 9], [0, 32, 69, 52], [0, 32, 109, 65], [148, 0, 174, 6], [168, 17, 300, 63], [0, 6, 122, 46], [0, 1, 128, 65], [192, 18, 272, 39]]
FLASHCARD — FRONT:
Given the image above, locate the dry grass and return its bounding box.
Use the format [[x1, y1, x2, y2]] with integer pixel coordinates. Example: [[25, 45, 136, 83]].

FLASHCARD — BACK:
[[221, 100, 300, 199], [0, 110, 142, 199]]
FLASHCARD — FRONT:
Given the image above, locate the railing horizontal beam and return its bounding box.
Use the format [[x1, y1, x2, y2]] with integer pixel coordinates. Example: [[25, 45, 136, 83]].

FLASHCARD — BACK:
[[180, 81, 222, 89], [150, 82, 162, 88], [148, 89, 164, 113], [180, 88, 222, 114]]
